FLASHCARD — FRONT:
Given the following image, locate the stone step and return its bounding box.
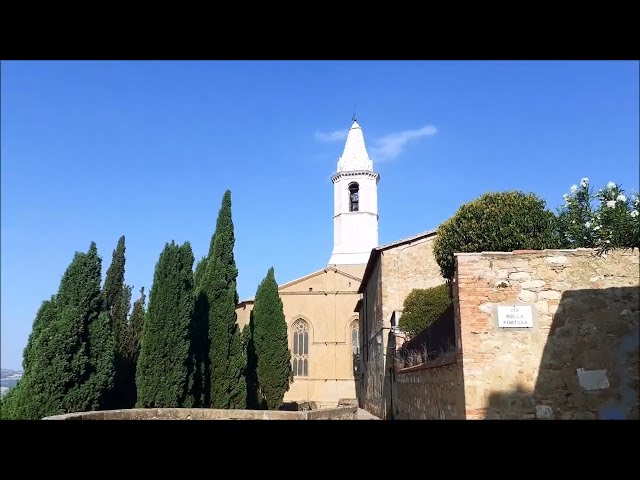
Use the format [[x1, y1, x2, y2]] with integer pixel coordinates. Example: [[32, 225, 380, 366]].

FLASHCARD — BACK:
[[356, 408, 380, 420]]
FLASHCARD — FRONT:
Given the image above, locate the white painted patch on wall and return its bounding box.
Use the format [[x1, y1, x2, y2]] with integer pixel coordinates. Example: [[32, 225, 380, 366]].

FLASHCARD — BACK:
[[577, 368, 610, 391], [497, 305, 534, 328], [535, 405, 554, 420]]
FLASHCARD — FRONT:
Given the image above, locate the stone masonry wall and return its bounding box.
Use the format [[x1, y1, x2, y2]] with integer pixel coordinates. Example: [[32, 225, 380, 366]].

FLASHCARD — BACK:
[[455, 248, 639, 420], [361, 257, 385, 418], [381, 236, 445, 332], [362, 235, 446, 419], [392, 353, 464, 419]]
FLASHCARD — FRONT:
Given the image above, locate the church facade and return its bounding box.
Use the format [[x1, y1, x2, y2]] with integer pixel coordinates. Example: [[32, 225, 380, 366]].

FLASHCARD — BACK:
[[235, 118, 379, 407]]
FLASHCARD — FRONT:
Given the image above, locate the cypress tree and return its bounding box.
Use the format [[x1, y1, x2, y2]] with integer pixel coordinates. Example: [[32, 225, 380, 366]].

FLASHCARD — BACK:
[[187, 257, 210, 407], [206, 190, 246, 409], [103, 235, 128, 350], [0, 384, 19, 419], [127, 286, 146, 363], [22, 297, 57, 375], [81, 309, 117, 411], [243, 314, 259, 409], [102, 235, 132, 408], [194, 256, 208, 289], [7, 298, 62, 419], [124, 287, 146, 407], [252, 267, 291, 410], [65, 242, 115, 412], [227, 327, 247, 408], [9, 242, 115, 418], [136, 241, 194, 408]]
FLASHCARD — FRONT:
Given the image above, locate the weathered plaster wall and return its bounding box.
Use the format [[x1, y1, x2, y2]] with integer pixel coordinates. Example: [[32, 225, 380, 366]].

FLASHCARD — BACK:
[[455, 248, 639, 420]]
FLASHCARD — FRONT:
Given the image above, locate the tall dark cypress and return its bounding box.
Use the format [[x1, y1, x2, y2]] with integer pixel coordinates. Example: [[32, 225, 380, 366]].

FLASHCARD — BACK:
[[127, 286, 146, 364], [103, 236, 127, 349], [70, 243, 116, 412], [102, 235, 132, 408], [252, 267, 291, 410], [187, 256, 210, 407], [22, 296, 57, 374], [136, 241, 194, 408], [125, 287, 146, 407], [243, 313, 259, 409], [7, 298, 64, 419], [7, 242, 115, 419], [206, 190, 246, 409]]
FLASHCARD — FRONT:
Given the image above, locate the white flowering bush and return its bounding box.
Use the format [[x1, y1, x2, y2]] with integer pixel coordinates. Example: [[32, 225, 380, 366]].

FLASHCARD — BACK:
[[557, 177, 639, 252]]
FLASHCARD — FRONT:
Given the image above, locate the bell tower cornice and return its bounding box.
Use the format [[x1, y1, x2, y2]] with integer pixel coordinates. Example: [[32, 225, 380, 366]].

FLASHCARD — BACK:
[[331, 170, 380, 184]]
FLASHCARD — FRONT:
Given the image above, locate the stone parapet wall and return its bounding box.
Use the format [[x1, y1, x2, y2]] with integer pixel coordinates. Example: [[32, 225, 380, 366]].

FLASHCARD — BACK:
[[43, 406, 358, 420]]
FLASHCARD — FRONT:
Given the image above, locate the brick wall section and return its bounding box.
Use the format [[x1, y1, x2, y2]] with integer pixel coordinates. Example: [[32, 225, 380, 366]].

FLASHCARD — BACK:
[[392, 353, 465, 419], [455, 248, 640, 420]]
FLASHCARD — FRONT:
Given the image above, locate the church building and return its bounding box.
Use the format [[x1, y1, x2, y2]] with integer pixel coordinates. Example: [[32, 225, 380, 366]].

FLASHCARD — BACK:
[[235, 118, 379, 407]]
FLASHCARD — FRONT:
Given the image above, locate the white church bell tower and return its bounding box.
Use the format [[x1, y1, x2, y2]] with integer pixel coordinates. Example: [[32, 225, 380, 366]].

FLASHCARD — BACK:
[[328, 117, 380, 266]]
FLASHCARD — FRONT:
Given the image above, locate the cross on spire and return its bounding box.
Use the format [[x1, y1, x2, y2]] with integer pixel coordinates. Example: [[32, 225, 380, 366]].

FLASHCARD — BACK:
[[352, 104, 357, 123]]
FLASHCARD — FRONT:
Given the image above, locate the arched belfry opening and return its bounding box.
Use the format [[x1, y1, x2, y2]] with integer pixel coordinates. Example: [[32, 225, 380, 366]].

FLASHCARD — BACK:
[[349, 182, 359, 212]]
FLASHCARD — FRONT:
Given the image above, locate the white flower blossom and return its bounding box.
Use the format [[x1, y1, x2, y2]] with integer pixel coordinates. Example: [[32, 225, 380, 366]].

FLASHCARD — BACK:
[[607, 181, 616, 190], [606, 200, 616, 208], [593, 225, 602, 230], [585, 221, 591, 228], [581, 177, 589, 187], [617, 194, 626, 202], [570, 185, 578, 193], [631, 210, 639, 218], [606, 240, 611, 244]]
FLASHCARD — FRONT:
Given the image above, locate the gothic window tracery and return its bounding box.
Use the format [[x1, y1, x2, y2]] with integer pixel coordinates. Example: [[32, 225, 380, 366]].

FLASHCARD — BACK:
[[292, 319, 309, 377]]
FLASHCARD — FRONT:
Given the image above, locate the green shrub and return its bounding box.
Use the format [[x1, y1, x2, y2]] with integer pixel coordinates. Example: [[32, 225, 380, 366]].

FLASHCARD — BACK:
[[433, 191, 561, 281], [0, 386, 18, 420], [399, 283, 452, 337]]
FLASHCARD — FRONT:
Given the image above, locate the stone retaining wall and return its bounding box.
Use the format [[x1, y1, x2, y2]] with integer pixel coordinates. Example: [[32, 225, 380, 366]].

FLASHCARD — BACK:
[[392, 353, 464, 419]]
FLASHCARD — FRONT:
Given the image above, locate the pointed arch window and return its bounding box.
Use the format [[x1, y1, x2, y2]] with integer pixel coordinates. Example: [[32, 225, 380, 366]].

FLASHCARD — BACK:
[[349, 182, 359, 212], [292, 320, 309, 377]]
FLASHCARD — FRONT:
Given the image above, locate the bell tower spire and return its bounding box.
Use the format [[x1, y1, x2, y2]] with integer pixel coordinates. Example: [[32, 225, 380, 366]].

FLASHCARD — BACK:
[[328, 117, 380, 266]]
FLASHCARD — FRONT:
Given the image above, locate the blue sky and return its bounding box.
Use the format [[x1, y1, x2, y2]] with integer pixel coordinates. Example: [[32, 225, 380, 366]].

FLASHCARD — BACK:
[[1, 60, 638, 370]]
